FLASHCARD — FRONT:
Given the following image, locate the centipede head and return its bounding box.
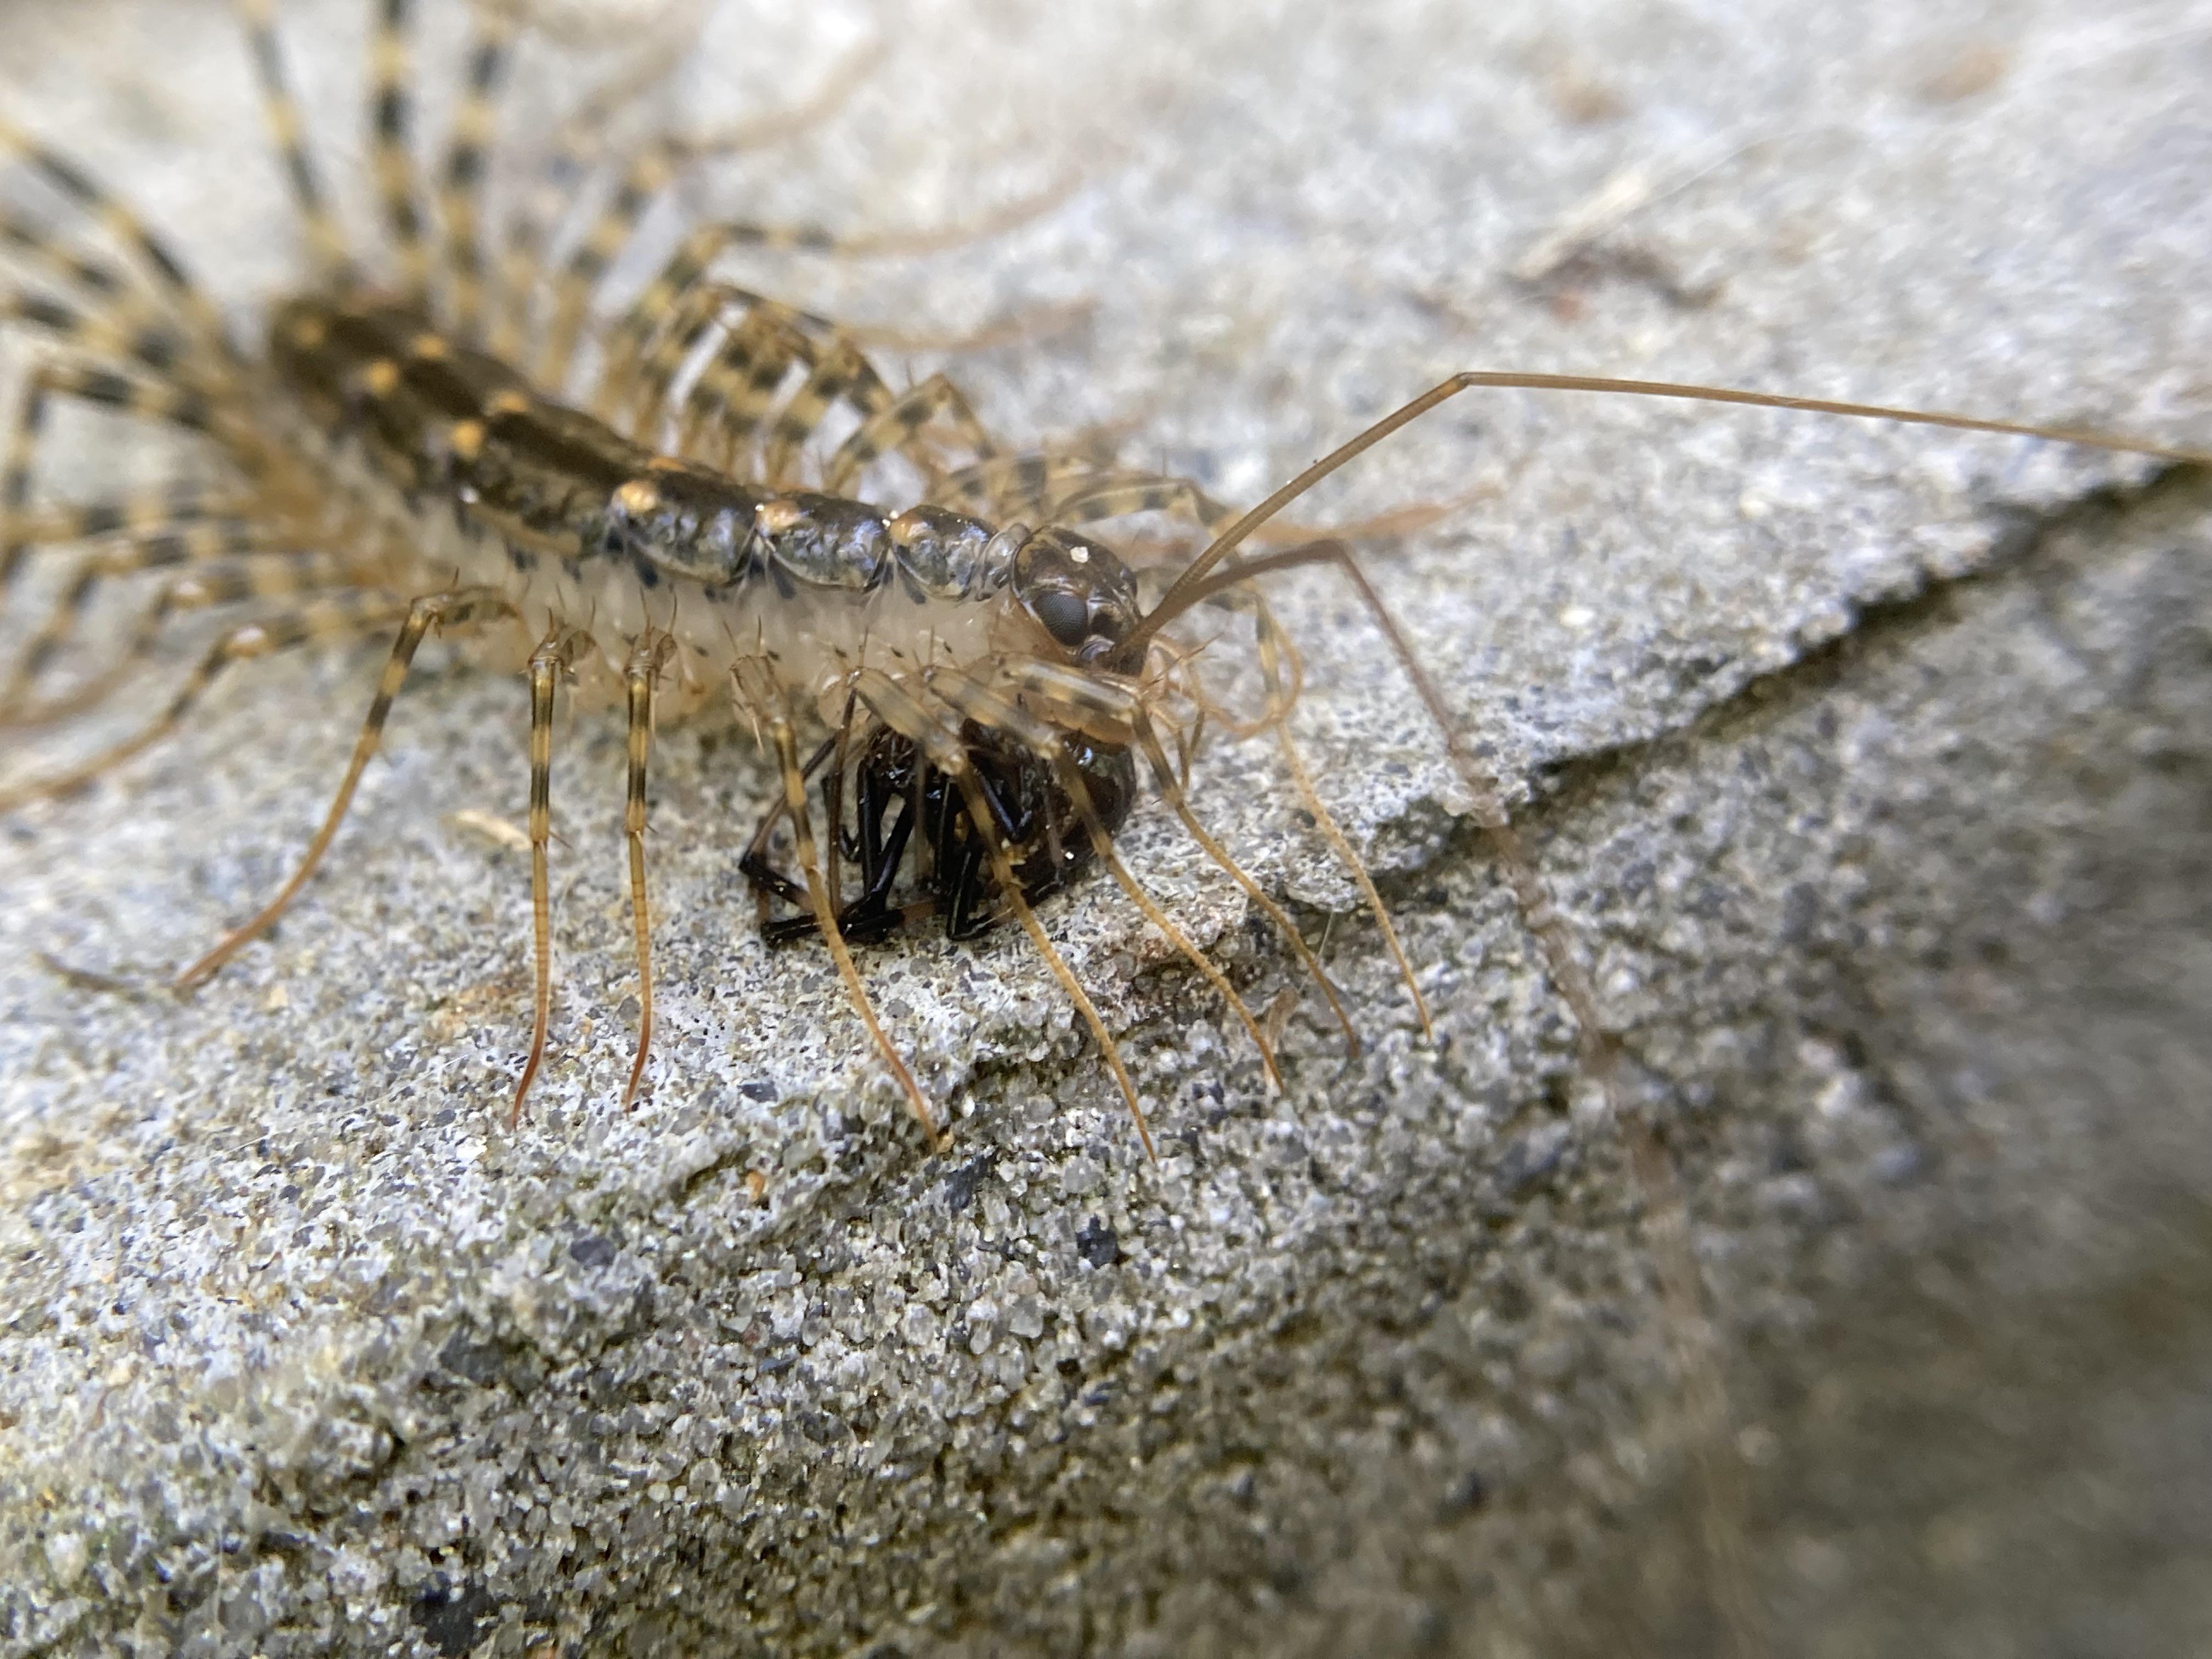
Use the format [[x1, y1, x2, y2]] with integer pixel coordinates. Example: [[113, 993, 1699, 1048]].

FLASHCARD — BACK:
[[1009, 525, 1146, 675]]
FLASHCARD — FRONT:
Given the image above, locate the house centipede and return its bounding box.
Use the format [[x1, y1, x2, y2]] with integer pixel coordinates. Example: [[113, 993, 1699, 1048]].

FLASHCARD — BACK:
[[1, 3, 2206, 1645]]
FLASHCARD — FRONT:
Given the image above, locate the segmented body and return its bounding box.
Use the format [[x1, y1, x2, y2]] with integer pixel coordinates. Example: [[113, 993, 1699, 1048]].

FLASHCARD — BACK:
[[270, 293, 1029, 712]]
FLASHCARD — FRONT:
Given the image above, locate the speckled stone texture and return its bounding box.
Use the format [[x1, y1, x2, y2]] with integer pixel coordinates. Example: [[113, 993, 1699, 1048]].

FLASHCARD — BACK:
[[2, 1, 2208, 1654]]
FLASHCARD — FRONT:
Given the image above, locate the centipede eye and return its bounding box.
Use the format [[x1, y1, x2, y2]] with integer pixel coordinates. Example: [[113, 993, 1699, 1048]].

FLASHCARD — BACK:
[[1029, 587, 1091, 647]]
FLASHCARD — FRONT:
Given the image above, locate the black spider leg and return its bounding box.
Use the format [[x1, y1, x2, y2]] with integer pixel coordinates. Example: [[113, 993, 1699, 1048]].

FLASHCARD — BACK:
[[943, 742, 1058, 941], [831, 736, 925, 942]]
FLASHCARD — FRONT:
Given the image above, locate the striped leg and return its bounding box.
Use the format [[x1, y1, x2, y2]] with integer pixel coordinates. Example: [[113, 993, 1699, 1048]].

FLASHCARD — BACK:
[[595, 240, 851, 421], [758, 336, 893, 487], [2, 290, 194, 388], [231, 0, 352, 279], [0, 590, 408, 814], [920, 664, 1282, 1096], [0, 210, 174, 354], [752, 667, 940, 1149], [1249, 592, 1434, 1039], [173, 588, 518, 991], [852, 668, 1153, 1158], [1, 362, 222, 592], [497, 29, 876, 366], [437, 3, 518, 341], [675, 304, 822, 465], [513, 625, 588, 1125], [0, 518, 303, 719], [489, 16, 723, 358], [930, 452, 1124, 524], [0, 116, 229, 352], [623, 284, 820, 441], [989, 656, 1362, 1054], [369, 0, 431, 302], [620, 629, 676, 1109], [821, 373, 998, 495], [2, 482, 241, 612]]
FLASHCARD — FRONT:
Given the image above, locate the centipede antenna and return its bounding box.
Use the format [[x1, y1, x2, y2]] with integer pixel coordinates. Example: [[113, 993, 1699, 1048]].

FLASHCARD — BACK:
[[764, 693, 941, 1151], [1131, 372, 2212, 658], [230, 0, 352, 281]]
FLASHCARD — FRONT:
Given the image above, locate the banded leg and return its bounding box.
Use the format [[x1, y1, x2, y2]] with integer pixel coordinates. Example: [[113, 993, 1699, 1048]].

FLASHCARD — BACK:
[[168, 589, 516, 988], [369, 0, 431, 302], [487, 15, 861, 359], [990, 656, 1362, 1054], [590, 188, 1069, 410], [2, 482, 244, 612], [487, 19, 706, 359], [930, 452, 1118, 524], [0, 117, 228, 353], [620, 630, 676, 1109], [853, 668, 1153, 1158], [753, 670, 941, 1149], [758, 335, 893, 487], [1, 362, 223, 592], [0, 589, 408, 814], [921, 664, 1283, 1096], [0, 210, 179, 362], [1, 519, 310, 719], [674, 303, 825, 465], [437, 3, 518, 339], [514, 625, 588, 1125], [6, 548, 379, 729], [232, 0, 352, 279], [1250, 592, 1434, 1039], [596, 249, 850, 422], [2, 290, 194, 387], [820, 372, 998, 495], [1048, 472, 1240, 537]]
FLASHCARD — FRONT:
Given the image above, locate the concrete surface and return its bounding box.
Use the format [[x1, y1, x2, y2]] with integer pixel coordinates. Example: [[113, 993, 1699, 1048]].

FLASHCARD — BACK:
[[1, 0, 2209, 1653]]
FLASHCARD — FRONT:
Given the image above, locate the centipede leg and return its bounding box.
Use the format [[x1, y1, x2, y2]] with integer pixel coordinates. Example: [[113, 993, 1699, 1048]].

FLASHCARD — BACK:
[[0, 209, 184, 367], [171, 587, 515, 989], [496, 26, 872, 365], [1250, 593, 1434, 1040], [821, 372, 998, 495], [1, 589, 407, 815], [760, 685, 941, 1150], [1, 482, 243, 617], [513, 624, 586, 1126], [368, 0, 431, 303], [3, 533, 359, 725], [0, 116, 229, 353], [853, 669, 1153, 1159], [436, 3, 517, 341], [620, 630, 677, 1109], [231, 0, 352, 280], [989, 656, 1363, 1055], [922, 665, 1284, 1096]]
